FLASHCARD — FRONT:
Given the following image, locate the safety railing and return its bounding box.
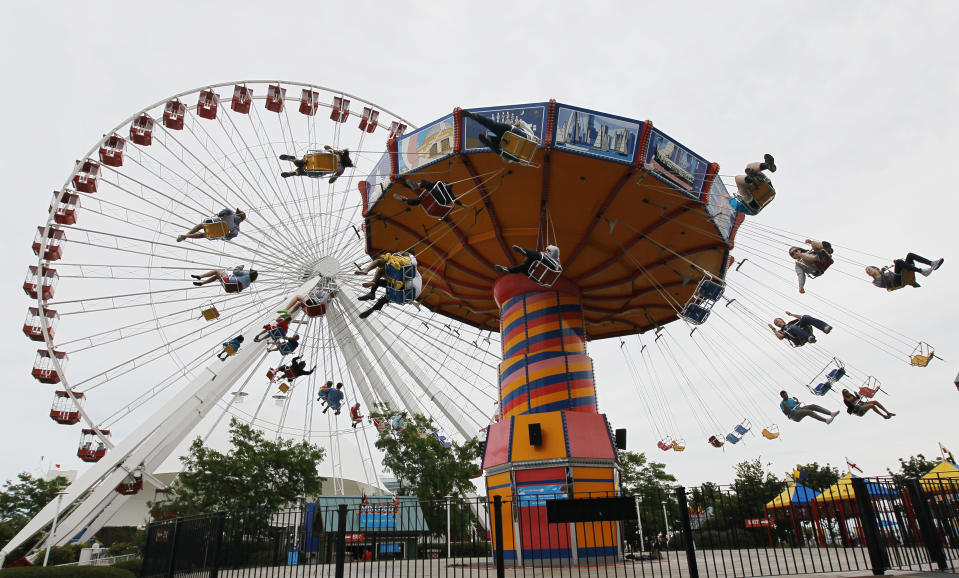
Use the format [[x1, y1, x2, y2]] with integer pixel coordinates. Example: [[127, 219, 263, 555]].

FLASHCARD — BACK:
[[141, 476, 959, 578]]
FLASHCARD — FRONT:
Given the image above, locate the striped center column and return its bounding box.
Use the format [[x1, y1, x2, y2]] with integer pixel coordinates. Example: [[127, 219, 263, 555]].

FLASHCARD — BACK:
[[494, 274, 596, 419]]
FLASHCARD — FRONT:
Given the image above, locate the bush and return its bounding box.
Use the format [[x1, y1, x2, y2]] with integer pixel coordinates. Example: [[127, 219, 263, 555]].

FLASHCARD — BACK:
[[37, 545, 83, 566], [106, 542, 140, 557], [111, 558, 142, 574], [94, 527, 138, 548], [0, 567, 135, 577]]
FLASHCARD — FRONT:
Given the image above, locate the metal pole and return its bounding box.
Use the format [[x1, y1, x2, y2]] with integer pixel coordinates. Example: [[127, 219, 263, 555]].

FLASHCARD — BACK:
[[675, 486, 700, 578], [335, 504, 348, 578], [446, 496, 451, 559], [493, 496, 505, 578], [662, 500, 669, 533], [850, 477, 889, 575], [906, 478, 948, 571], [42, 492, 66, 567], [634, 496, 645, 551]]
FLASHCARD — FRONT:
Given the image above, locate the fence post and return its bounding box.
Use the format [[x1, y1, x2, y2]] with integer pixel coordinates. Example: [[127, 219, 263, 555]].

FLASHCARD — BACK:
[[335, 504, 348, 578], [166, 517, 182, 578], [209, 511, 227, 578], [674, 486, 699, 578], [851, 477, 889, 575], [906, 478, 948, 570], [493, 496, 505, 578]]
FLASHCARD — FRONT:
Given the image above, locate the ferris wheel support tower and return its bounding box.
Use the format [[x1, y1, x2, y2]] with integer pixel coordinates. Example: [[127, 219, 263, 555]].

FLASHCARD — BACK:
[[0, 276, 321, 567]]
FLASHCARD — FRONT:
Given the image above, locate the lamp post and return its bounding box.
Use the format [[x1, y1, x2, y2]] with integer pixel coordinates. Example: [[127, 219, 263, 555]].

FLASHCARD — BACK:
[[446, 495, 452, 559], [662, 499, 669, 535], [42, 491, 68, 567], [634, 496, 645, 551]]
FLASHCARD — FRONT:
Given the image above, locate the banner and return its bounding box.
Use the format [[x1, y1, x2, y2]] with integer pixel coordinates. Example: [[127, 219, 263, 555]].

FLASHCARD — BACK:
[[462, 104, 547, 152], [644, 128, 709, 194], [554, 105, 640, 164], [396, 115, 455, 175]]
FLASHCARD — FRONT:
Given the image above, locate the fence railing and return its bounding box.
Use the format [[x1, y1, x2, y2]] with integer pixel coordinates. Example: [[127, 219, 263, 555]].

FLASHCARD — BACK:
[[141, 476, 959, 578]]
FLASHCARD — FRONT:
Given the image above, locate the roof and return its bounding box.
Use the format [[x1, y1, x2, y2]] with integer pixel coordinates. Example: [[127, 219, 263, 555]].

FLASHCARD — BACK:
[[766, 483, 820, 509], [814, 474, 896, 503], [921, 460, 959, 480], [311, 495, 430, 534]]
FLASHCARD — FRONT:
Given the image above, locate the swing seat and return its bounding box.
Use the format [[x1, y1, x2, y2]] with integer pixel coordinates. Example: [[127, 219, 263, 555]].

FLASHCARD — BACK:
[[419, 183, 454, 220], [734, 424, 750, 436], [886, 269, 916, 292], [304, 302, 327, 317], [386, 286, 417, 305], [681, 303, 711, 325], [736, 176, 776, 213], [812, 381, 832, 396], [762, 427, 780, 440], [276, 341, 297, 356], [657, 440, 673, 451], [696, 279, 725, 302], [278, 382, 290, 393], [910, 342, 934, 366], [201, 306, 219, 321], [204, 220, 230, 239], [373, 418, 388, 431], [223, 343, 238, 356], [417, 427, 429, 438], [266, 327, 286, 341], [220, 279, 241, 293], [708, 435, 724, 448], [725, 433, 742, 445], [826, 367, 846, 383], [304, 152, 338, 173], [671, 439, 686, 452], [499, 131, 538, 165], [528, 256, 563, 287]]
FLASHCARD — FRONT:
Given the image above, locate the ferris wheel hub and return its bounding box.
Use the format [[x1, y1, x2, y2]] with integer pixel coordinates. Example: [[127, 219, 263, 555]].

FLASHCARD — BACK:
[[315, 255, 340, 278]]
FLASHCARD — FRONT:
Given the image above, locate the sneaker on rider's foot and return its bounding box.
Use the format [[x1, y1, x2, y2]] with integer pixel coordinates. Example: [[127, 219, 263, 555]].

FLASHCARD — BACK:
[[932, 258, 945, 271], [822, 324, 833, 334], [763, 153, 776, 172], [357, 293, 375, 301], [279, 154, 295, 161]]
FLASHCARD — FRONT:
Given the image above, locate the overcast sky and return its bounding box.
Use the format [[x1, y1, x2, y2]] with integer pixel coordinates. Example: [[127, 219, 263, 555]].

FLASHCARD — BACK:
[[1, 1, 957, 491]]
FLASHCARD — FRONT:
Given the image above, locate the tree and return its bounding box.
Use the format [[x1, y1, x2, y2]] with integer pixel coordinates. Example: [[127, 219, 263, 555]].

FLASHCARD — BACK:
[[887, 454, 941, 485], [733, 459, 786, 518], [787, 462, 841, 492], [154, 418, 325, 520], [0, 472, 70, 552], [370, 406, 482, 534], [618, 451, 676, 496]]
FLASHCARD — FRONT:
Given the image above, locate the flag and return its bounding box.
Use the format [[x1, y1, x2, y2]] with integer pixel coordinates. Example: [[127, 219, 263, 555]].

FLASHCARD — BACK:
[[846, 457, 863, 474], [55, 464, 60, 469], [942, 442, 956, 464]]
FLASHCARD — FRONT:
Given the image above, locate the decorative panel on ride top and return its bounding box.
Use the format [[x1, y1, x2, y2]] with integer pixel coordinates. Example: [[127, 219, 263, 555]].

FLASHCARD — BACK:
[[361, 101, 736, 341]]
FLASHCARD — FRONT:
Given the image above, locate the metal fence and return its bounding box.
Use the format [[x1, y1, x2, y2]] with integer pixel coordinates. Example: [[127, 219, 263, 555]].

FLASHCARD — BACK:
[[141, 476, 959, 578]]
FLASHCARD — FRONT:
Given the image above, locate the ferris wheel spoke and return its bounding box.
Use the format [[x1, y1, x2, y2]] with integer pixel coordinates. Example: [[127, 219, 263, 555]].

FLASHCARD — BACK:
[[248, 105, 326, 258], [215, 107, 320, 260], [62, 292, 272, 355]]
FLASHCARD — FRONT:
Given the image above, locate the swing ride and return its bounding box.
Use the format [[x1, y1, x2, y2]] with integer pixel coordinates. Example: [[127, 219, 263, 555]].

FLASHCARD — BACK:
[[7, 83, 947, 567]]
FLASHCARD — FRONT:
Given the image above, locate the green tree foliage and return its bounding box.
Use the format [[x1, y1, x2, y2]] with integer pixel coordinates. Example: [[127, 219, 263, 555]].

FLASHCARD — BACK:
[[618, 451, 677, 496], [887, 454, 941, 485], [787, 462, 842, 492], [152, 418, 325, 520], [0, 473, 70, 552], [732, 459, 786, 518], [369, 405, 481, 534]]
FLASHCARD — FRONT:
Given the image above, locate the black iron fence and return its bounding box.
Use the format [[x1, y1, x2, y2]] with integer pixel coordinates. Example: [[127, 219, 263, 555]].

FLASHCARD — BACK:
[[142, 476, 959, 577]]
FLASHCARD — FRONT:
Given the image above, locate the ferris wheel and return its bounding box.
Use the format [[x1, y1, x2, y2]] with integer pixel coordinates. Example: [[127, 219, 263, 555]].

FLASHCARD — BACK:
[[9, 81, 501, 560]]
